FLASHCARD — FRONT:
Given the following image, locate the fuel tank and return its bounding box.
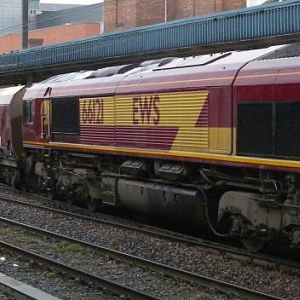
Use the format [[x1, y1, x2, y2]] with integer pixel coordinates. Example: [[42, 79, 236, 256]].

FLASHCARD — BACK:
[[117, 179, 207, 228]]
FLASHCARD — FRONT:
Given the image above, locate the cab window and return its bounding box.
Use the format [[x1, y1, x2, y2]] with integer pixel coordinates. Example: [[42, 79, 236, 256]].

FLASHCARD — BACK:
[[23, 101, 34, 123], [52, 98, 79, 134]]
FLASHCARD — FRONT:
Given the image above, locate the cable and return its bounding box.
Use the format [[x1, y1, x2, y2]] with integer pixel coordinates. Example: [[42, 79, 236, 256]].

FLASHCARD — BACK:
[[0, 0, 178, 35], [32, 3, 104, 27], [0, 0, 149, 35], [0, 3, 103, 34], [0, 2, 104, 35]]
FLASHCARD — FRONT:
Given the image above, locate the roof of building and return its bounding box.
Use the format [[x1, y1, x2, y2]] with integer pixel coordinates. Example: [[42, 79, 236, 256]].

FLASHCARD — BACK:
[[40, 3, 82, 12], [31, 3, 103, 30]]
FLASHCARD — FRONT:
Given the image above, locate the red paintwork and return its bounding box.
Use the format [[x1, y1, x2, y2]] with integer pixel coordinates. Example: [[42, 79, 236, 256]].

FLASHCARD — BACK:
[[52, 134, 80, 144], [115, 126, 178, 150], [80, 125, 114, 146], [195, 99, 209, 128], [235, 83, 300, 102], [80, 125, 179, 150], [208, 87, 232, 128], [22, 139, 300, 174], [23, 99, 42, 143], [234, 59, 300, 102]]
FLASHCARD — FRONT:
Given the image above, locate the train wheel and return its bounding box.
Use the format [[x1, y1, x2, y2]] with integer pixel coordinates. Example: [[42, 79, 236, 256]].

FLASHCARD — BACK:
[[241, 237, 265, 253], [219, 213, 265, 252]]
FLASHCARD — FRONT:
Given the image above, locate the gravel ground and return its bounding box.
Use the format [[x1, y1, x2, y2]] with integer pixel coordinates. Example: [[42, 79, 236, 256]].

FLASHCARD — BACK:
[[0, 290, 15, 300], [0, 191, 299, 299], [0, 223, 232, 300], [0, 248, 122, 300]]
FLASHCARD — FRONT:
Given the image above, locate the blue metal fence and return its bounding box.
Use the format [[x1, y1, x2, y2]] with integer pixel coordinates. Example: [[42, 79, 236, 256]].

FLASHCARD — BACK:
[[0, 0, 300, 74]]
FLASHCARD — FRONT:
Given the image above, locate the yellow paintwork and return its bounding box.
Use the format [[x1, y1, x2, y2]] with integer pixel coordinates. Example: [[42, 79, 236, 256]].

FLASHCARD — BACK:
[[80, 97, 114, 125], [23, 140, 300, 171], [209, 128, 232, 154], [41, 99, 50, 139], [167, 92, 209, 152], [78, 91, 230, 154], [115, 92, 208, 126]]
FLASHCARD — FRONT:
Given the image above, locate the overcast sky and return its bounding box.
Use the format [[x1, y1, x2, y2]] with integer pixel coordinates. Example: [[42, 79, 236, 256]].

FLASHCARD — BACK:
[[41, 0, 102, 4], [248, 0, 266, 5]]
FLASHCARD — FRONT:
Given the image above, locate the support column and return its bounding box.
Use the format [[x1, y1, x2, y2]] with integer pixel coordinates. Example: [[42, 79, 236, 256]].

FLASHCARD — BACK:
[[22, 0, 29, 49]]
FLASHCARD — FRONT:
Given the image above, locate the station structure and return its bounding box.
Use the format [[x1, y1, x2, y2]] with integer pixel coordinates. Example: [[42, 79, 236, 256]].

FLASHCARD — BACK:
[[0, 0, 299, 84]]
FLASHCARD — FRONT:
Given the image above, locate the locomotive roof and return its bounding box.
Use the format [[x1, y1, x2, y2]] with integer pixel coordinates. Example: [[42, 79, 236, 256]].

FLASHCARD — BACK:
[[24, 45, 286, 100], [0, 86, 25, 105], [258, 42, 300, 60], [39, 47, 282, 84]]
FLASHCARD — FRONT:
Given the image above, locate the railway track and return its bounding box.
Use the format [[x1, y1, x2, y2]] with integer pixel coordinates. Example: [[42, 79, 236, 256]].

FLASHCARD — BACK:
[[0, 242, 157, 300], [0, 187, 298, 271], [0, 185, 299, 299], [0, 272, 60, 300], [0, 215, 285, 300]]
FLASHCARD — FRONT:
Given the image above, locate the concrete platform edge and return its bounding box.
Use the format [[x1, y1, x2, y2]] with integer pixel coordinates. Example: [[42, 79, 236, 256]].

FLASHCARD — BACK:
[[0, 272, 61, 300]]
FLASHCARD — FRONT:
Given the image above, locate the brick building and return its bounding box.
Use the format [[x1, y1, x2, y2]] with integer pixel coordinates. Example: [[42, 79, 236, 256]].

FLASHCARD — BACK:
[[0, 3, 103, 54], [0, 23, 100, 54], [104, 0, 246, 32]]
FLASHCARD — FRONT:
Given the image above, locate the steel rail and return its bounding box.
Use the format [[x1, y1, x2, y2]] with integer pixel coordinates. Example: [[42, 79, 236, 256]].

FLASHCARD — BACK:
[[0, 193, 298, 271], [0, 239, 159, 300], [0, 216, 286, 300]]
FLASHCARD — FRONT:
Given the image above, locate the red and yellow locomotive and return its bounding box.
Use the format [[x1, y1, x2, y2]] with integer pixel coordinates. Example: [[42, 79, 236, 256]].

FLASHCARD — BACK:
[[0, 44, 300, 251]]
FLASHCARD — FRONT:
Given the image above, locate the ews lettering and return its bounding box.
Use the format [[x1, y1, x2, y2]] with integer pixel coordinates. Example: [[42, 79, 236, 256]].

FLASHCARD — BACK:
[[81, 98, 104, 125], [132, 95, 160, 125]]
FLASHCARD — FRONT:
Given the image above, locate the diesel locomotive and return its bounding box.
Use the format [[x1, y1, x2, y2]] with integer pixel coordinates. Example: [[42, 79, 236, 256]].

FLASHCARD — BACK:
[[0, 44, 300, 252]]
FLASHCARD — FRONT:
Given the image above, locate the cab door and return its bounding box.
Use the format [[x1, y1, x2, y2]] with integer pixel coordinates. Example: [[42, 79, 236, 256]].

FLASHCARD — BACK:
[[41, 99, 51, 142]]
